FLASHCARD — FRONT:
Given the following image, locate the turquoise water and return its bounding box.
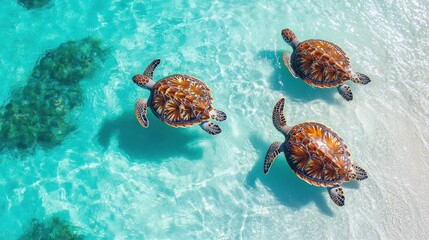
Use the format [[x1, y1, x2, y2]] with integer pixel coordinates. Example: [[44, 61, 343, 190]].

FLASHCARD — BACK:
[[1, 0, 428, 239]]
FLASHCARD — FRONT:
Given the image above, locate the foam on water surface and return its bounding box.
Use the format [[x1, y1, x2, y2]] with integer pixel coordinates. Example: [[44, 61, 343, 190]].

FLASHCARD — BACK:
[[0, 0, 428, 239]]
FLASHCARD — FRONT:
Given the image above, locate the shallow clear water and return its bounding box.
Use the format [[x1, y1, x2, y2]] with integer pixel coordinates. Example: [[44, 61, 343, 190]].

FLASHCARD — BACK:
[[0, 0, 428, 239]]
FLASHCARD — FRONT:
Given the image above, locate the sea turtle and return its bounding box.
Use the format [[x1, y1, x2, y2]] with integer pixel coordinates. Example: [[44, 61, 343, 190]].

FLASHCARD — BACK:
[[264, 98, 368, 206], [132, 59, 226, 135], [281, 28, 371, 101]]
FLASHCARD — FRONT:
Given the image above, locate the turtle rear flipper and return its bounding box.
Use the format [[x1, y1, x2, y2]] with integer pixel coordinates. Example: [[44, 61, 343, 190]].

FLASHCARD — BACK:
[[328, 186, 345, 206], [282, 52, 297, 78], [210, 109, 226, 121], [337, 84, 353, 101], [200, 121, 221, 135], [351, 72, 371, 85], [350, 164, 368, 181], [135, 98, 149, 127]]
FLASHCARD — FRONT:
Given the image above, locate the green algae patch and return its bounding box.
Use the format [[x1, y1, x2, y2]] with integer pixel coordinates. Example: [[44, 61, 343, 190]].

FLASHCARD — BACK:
[[17, 0, 52, 10], [19, 217, 84, 240], [0, 37, 108, 152]]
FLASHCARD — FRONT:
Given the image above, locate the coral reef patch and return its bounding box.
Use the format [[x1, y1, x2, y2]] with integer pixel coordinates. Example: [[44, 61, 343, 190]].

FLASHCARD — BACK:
[[18, 216, 84, 240], [0, 37, 108, 153], [17, 0, 52, 10]]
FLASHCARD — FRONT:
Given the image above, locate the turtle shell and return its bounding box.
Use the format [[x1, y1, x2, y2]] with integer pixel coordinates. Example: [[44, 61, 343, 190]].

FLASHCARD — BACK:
[[291, 40, 352, 87], [285, 122, 352, 187], [149, 74, 213, 127]]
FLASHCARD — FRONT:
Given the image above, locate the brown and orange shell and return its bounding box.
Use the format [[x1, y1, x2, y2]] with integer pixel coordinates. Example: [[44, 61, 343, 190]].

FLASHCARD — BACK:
[[291, 40, 352, 87], [285, 122, 352, 187], [150, 74, 213, 127]]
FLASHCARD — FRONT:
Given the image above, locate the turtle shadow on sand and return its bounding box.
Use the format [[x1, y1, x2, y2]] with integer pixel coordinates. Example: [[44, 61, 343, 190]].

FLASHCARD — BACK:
[[17, 0, 52, 10], [97, 112, 204, 162], [245, 134, 335, 216], [258, 50, 338, 103]]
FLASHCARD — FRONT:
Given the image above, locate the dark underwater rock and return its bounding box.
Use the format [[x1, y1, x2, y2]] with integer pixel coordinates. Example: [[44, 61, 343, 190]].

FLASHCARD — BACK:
[[17, 0, 52, 10], [0, 37, 108, 153], [18, 216, 84, 240]]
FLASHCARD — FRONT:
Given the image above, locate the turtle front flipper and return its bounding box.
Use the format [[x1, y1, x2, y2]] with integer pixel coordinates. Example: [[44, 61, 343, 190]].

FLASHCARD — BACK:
[[350, 164, 368, 181], [200, 121, 222, 135], [282, 52, 297, 78], [337, 84, 353, 101], [351, 72, 371, 85], [133, 59, 159, 89], [135, 98, 149, 128], [209, 109, 227, 122], [328, 185, 345, 206], [143, 59, 161, 79], [272, 98, 291, 135], [264, 142, 284, 174]]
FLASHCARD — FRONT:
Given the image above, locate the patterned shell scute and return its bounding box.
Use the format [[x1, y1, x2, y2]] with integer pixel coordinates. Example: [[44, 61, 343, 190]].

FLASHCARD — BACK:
[[291, 40, 351, 87], [150, 74, 213, 127], [285, 122, 352, 187]]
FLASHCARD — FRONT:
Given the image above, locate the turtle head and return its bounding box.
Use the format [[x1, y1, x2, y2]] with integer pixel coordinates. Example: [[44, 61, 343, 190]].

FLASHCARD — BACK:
[[133, 74, 154, 90], [281, 28, 299, 49]]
